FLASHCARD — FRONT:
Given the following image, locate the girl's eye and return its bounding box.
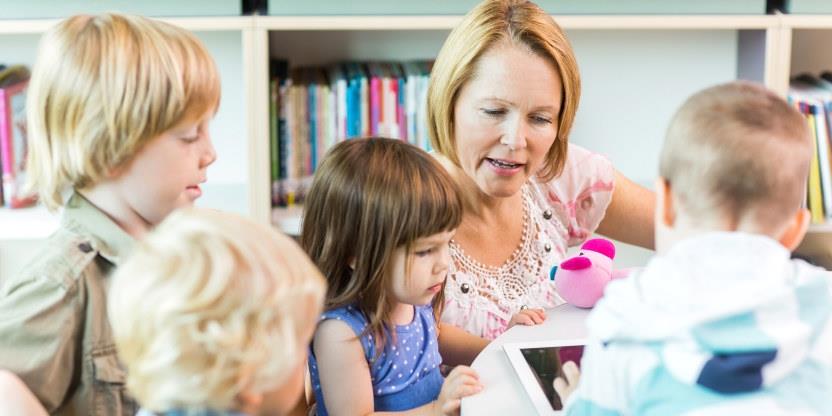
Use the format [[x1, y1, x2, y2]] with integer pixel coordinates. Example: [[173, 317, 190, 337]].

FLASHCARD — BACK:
[[415, 248, 433, 257], [181, 135, 199, 143]]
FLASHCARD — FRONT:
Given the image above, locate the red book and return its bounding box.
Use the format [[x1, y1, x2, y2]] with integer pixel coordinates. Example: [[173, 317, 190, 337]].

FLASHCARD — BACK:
[[0, 79, 36, 208]]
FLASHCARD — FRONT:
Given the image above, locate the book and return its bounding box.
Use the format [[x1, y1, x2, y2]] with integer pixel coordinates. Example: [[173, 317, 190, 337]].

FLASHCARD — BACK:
[[806, 108, 825, 222], [0, 76, 36, 209]]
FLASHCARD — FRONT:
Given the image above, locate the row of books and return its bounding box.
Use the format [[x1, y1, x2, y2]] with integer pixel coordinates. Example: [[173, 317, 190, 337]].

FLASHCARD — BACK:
[[789, 73, 832, 223], [269, 60, 433, 207], [0, 65, 34, 209]]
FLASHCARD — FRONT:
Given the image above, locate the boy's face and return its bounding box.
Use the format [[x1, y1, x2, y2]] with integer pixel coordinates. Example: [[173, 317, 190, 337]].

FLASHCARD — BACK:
[[389, 230, 455, 307], [254, 299, 320, 416], [113, 112, 216, 226]]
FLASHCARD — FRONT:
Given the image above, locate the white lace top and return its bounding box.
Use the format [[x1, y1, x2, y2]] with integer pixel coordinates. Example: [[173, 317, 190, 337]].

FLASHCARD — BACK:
[[441, 144, 615, 340]]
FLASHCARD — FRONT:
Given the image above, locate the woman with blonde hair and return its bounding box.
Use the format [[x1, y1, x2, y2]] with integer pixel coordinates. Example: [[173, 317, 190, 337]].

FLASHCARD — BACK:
[[429, 0, 655, 340]]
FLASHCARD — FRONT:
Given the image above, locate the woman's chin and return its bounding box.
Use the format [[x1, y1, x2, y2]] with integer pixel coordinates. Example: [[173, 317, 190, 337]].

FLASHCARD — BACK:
[[475, 176, 525, 198]]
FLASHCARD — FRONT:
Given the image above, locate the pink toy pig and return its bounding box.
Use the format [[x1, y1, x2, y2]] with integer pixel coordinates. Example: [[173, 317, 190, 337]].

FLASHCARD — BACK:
[[549, 238, 631, 308]]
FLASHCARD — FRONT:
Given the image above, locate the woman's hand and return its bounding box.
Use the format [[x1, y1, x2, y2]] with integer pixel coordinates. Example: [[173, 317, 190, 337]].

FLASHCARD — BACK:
[[553, 361, 581, 405], [508, 308, 546, 328], [434, 365, 483, 416]]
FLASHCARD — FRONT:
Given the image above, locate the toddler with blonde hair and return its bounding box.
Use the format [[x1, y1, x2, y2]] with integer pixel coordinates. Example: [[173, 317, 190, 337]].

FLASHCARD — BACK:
[[109, 208, 326, 416]]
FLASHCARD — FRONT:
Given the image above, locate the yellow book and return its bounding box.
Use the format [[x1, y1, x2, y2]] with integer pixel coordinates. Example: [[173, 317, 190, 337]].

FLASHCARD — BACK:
[[808, 112, 825, 223]]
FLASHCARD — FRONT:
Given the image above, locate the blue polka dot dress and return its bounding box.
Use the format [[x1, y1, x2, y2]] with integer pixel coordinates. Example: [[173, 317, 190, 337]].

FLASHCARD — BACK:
[[309, 304, 444, 415]]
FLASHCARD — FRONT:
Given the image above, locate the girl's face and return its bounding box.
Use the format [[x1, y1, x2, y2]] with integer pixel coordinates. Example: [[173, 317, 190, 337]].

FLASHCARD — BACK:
[[389, 230, 455, 307], [453, 41, 563, 198]]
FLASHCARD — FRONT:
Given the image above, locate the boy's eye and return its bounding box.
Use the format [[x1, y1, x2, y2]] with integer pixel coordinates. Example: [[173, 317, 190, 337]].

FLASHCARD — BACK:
[[181, 135, 199, 143]]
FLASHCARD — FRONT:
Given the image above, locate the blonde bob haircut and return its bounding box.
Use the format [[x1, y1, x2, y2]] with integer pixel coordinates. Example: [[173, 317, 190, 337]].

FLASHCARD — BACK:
[[301, 138, 462, 354], [428, 0, 580, 181], [108, 208, 325, 412], [26, 13, 221, 210]]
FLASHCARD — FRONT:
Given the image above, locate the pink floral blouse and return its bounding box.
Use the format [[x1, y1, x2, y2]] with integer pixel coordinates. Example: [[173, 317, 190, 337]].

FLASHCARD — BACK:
[[440, 144, 615, 340]]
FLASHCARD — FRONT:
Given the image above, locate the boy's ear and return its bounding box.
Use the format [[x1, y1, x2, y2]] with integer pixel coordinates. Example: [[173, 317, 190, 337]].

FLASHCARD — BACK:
[[778, 208, 810, 251], [105, 160, 128, 180], [656, 177, 676, 227], [236, 390, 263, 415]]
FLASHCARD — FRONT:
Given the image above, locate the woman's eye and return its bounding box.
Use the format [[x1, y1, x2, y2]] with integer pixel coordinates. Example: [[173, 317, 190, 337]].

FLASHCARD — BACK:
[[531, 115, 553, 125], [482, 108, 507, 117]]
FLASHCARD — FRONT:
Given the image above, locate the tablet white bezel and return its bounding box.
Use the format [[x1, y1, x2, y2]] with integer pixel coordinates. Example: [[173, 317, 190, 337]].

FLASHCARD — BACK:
[[503, 338, 587, 416]]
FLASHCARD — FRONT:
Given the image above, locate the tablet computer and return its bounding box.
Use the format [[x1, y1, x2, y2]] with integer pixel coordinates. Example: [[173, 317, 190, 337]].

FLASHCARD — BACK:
[[503, 339, 587, 416]]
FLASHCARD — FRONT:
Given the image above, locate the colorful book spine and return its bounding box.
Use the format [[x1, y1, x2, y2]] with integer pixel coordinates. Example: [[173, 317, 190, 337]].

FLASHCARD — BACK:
[[807, 108, 825, 223], [0, 79, 35, 209]]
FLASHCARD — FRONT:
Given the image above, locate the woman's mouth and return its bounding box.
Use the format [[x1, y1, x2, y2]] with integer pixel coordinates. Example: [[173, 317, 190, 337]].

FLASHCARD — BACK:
[[486, 158, 524, 174]]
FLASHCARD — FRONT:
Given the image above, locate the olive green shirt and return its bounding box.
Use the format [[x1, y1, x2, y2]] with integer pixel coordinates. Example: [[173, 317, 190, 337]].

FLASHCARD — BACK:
[[0, 192, 139, 415]]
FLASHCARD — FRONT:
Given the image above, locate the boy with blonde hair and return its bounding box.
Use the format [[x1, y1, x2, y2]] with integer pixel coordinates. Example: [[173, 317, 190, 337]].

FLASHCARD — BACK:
[[109, 208, 326, 416], [0, 13, 219, 414], [562, 81, 832, 415]]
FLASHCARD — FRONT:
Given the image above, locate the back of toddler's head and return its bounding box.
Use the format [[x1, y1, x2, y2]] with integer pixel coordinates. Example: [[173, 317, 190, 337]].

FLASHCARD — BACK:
[[659, 81, 812, 232]]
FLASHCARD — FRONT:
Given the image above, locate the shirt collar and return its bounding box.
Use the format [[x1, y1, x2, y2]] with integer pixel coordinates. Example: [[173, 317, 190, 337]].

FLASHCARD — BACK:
[[61, 191, 135, 266]]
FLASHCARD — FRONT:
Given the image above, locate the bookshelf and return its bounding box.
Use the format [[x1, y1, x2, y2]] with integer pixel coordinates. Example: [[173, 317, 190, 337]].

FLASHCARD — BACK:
[[4, 10, 832, 277], [259, 14, 782, 239]]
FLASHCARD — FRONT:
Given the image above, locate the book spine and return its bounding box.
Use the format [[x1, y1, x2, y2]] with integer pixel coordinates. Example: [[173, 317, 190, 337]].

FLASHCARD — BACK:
[[0, 88, 11, 208]]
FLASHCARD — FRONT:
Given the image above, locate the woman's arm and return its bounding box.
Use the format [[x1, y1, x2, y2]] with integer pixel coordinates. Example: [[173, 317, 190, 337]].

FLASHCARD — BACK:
[[595, 170, 656, 250], [437, 323, 490, 367]]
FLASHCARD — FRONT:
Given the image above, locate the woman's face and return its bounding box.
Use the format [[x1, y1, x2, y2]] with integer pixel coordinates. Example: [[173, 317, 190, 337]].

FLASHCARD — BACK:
[[453, 41, 563, 198]]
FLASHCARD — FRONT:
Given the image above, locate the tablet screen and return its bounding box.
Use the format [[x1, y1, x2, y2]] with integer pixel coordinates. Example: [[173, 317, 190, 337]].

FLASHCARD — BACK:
[[519, 345, 584, 411]]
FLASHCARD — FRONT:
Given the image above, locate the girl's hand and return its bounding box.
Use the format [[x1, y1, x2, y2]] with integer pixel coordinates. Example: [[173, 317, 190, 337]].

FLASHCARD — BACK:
[[434, 365, 483, 416], [508, 308, 546, 328], [553, 361, 581, 405]]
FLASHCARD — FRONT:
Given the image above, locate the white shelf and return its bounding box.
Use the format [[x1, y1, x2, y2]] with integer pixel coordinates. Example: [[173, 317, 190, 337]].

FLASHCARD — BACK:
[[0, 16, 252, 34], [556, 15, 775, 30], [0, 206, 60, 240], [256, 15, 461, 31], [783, 15, 832, 29], [271, 206, 303, 236], [808, 223, 832, 233], [0, 14, 784, 35], [256, 15, 776, 31]]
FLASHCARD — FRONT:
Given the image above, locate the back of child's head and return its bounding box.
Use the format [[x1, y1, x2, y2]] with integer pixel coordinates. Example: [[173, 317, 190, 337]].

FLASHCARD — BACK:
[[301, 137, 462, 325], [108, 207, 325, 413], [660, 81, 812, 233], [26, 13, 220, 209]]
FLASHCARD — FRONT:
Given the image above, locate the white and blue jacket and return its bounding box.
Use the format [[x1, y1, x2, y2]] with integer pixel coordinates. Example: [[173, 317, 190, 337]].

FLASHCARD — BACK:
[[566, 232, 832, 416]]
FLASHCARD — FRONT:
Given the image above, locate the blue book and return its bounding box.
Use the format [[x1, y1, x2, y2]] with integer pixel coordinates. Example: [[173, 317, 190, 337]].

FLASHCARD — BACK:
[[309, 80, 317, 170]]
